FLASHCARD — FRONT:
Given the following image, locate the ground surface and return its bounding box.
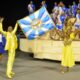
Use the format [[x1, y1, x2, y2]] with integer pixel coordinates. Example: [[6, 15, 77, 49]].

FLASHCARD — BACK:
[[0, 51, 80, 80]]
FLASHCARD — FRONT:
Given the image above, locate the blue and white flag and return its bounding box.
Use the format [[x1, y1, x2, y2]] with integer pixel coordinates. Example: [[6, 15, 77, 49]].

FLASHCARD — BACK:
[[18, 6, 55, 40]]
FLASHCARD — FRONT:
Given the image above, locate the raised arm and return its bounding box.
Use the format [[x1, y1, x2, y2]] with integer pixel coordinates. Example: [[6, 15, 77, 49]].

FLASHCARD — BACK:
[[12, 22, 18, 34], [0, 18, 7, 36]]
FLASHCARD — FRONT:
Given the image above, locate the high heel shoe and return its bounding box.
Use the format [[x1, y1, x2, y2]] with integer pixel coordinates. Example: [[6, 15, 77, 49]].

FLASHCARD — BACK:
[[11, 72, 15, 76], [7, 74, 12, 79]]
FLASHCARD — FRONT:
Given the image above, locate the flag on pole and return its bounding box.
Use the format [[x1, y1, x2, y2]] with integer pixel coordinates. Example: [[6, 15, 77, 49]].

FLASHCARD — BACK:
[[18, 6, 55, 40]]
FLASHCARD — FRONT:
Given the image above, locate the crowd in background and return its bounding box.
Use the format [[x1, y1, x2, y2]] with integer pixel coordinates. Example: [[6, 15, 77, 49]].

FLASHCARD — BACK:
[[27, 0, 80, 40]]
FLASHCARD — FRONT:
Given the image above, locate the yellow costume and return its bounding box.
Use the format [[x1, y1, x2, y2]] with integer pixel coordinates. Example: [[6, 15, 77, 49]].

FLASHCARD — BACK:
[[0, 22, 18, 78], [61, 33, 75, 67]]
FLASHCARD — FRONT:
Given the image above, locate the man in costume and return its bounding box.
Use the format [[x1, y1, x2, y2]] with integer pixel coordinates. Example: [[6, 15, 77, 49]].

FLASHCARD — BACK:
[[0, 17, 18, 78]]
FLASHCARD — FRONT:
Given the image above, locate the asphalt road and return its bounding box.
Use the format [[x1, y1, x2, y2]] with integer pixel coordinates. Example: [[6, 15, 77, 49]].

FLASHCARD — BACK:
[[0, 51, 80, 80]]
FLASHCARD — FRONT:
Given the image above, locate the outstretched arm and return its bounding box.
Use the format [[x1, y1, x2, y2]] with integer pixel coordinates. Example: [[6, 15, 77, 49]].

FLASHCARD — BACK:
[[0, 18, 7, 36], [12, 22, 18, 34]]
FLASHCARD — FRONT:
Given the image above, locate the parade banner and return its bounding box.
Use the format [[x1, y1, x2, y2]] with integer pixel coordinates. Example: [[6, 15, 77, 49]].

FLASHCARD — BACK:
[[18, 6, 55, 40]]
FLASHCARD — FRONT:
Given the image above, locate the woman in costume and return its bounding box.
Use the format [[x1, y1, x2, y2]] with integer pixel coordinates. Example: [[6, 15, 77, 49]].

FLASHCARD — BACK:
[[57, 17, 76, 73], [56, 2, 66, 31], [74, 9, 80, 40], [56, 12, 66, 31], [0, 32, 6, 61], [0, 17, 18, 78], [72, 1, 77, 17], [28, 1, 35, 14], [74, 9, 80, 29], [56, 11, 66, 40]]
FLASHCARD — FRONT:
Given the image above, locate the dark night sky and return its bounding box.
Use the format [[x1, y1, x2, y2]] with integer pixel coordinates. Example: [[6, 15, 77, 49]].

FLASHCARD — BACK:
[[0, 0, 78, 28]]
